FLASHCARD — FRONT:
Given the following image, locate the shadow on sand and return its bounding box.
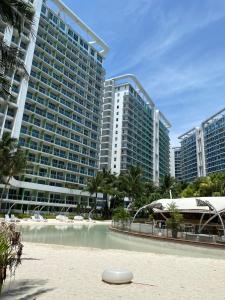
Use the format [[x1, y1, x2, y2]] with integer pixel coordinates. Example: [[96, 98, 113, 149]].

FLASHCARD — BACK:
[[1, 279, 54, 300], [21, 257, 41, 261]]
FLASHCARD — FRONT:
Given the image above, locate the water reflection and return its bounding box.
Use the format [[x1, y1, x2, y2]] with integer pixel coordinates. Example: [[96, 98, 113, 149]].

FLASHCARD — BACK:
[[20, 224, 225, 259]]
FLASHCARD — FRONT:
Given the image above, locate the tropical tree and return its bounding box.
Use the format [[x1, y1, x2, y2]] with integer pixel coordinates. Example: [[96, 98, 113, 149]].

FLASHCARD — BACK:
[[0, 132, 27, 208], [112, 207, 131, 226], [99, 171, 125, 210], [181, 183, 195, 197], [0, 0, 35, 34], [118, 165, 144, 207], [99, 169, 116, 195], [86, 171, 103, 209], [140, 181, 162, 206], [143, 181, 157, 198], [0, 0, 35, 99], [160, 174, 175, 197], [0, 38, 28, 97], [166, 202, 183, 238], [0, 222, 23, 294], [181, 173, 225, 198], [210, 172, 225, 195]]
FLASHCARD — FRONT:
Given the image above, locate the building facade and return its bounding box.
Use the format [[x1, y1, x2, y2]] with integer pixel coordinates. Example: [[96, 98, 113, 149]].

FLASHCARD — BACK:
[[100, 74, 171, 184], [170, 147, 182, 181], [0, 0, 109, 212], [178, 108, 225, 182]]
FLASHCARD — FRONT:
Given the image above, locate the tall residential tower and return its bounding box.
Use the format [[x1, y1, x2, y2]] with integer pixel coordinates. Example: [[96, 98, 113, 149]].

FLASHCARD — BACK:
[[170, 147, 182, 181], [100, 75, 171, 184], [0, 0, 109, 211], [178, 107, 225, 182]]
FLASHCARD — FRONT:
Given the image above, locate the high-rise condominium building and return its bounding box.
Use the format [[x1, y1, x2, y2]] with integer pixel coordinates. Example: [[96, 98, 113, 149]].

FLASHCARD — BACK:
[[170, 147, 182, 181], [0, 0, 109, 211], [178, 107, 225, 182], [100, 75, 171, 184]]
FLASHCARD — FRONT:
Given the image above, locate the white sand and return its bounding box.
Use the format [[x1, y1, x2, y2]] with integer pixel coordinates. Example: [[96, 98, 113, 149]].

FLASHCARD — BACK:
[[2, 242, 225, 300]]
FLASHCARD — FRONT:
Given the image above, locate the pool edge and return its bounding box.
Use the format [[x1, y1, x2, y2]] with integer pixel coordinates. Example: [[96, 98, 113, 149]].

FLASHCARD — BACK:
[[109, 226, 225, 250]]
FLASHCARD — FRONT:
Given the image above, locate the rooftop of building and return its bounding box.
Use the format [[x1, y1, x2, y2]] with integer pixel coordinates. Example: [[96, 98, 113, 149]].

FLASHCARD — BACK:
[[179, 106, 225, 140], [202, 107, 225, 127], [178, 127, 198, 140], [106, 74, 171, 128], [43, 0, 109, 57]]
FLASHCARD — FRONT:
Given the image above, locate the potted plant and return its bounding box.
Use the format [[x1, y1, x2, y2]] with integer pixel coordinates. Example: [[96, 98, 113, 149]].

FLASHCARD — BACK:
[[166, 202, 183, 238]]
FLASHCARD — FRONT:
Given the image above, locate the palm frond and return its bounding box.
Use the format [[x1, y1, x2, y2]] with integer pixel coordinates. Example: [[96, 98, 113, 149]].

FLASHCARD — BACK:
[[0, 37, 28, 77], [0, 0, 35, 36], [0, 73, 11, 100], [0, 73, 10, 90]]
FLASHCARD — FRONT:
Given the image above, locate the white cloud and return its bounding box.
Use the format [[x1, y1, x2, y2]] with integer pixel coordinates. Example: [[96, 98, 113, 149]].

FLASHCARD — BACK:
[[144, 58, 225, 100], [116, 1, 225, 71]]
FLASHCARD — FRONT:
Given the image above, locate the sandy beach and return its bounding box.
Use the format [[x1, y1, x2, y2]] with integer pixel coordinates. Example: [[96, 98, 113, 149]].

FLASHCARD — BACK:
[[2, 241, 225, 300]]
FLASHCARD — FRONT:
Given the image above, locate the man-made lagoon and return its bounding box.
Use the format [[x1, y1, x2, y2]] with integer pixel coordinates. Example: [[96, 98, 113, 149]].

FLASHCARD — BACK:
[[20, 224, 225, 259]]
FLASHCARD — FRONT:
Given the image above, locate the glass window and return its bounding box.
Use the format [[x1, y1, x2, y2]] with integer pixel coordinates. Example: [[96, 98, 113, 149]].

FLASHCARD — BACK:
[[60, 21, 65, 31]]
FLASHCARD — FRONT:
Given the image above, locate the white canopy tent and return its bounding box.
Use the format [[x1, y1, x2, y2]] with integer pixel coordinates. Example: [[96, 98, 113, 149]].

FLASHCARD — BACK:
[[151, 197, 225, 213], [132, 197, 225, 235]]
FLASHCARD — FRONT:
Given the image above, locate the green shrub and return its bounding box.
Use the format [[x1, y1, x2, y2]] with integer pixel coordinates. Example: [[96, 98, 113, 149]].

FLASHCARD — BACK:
[[15, 213, 30, 219], [112, 207, 130, 222], [42, 214, 55, 219], [0, 222, 23, 294]]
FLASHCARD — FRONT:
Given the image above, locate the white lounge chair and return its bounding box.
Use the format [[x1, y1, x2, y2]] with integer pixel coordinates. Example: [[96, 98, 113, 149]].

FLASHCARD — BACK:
[[74, 215, 84, 221], [56, 214, 62, 221], [31, 214, 40, 222], [5, 214, 11, 222], [11, 214, 20, 222], [31, 213, 46, 222], [56, 214, 69, 222], [39, 215, 47, 222]]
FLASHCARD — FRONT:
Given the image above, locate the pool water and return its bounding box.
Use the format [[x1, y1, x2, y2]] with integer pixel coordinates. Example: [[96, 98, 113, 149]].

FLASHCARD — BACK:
[[20, 224, 225, 259]]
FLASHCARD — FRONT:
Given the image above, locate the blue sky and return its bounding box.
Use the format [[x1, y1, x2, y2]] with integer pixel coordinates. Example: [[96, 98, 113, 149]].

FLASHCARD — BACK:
[[64, 0, 225, 146]]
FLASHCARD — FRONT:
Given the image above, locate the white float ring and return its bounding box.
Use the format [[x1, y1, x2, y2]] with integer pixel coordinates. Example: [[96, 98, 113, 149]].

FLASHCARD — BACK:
[[102, 269, 133, 284]]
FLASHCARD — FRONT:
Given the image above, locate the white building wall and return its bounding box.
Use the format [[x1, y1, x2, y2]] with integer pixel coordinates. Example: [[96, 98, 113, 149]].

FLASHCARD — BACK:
[[12, 0, 43, 139], [195, 127, 206, 177], [101, 75, 171, 184], [100, 80, 115, 171], [170, 148, 175, 177], [0, 24, 13, 138], [153, 109, 159, 184], [110, 85, 127, 174]]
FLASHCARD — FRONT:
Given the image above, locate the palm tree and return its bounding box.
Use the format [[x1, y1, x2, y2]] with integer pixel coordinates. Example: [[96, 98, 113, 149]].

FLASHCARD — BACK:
[[0, 0, 35, 99], [0, 132, 27, 208], [0, 132, 17, 181], [118, 165, 144, 207], [0, 40, 27, 102], [181, 172, 225, 198], [86, 171, 103, 208], [0, 0, 35, 35], [144, 181, 157, 198], [160, 174, 175, 197]]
